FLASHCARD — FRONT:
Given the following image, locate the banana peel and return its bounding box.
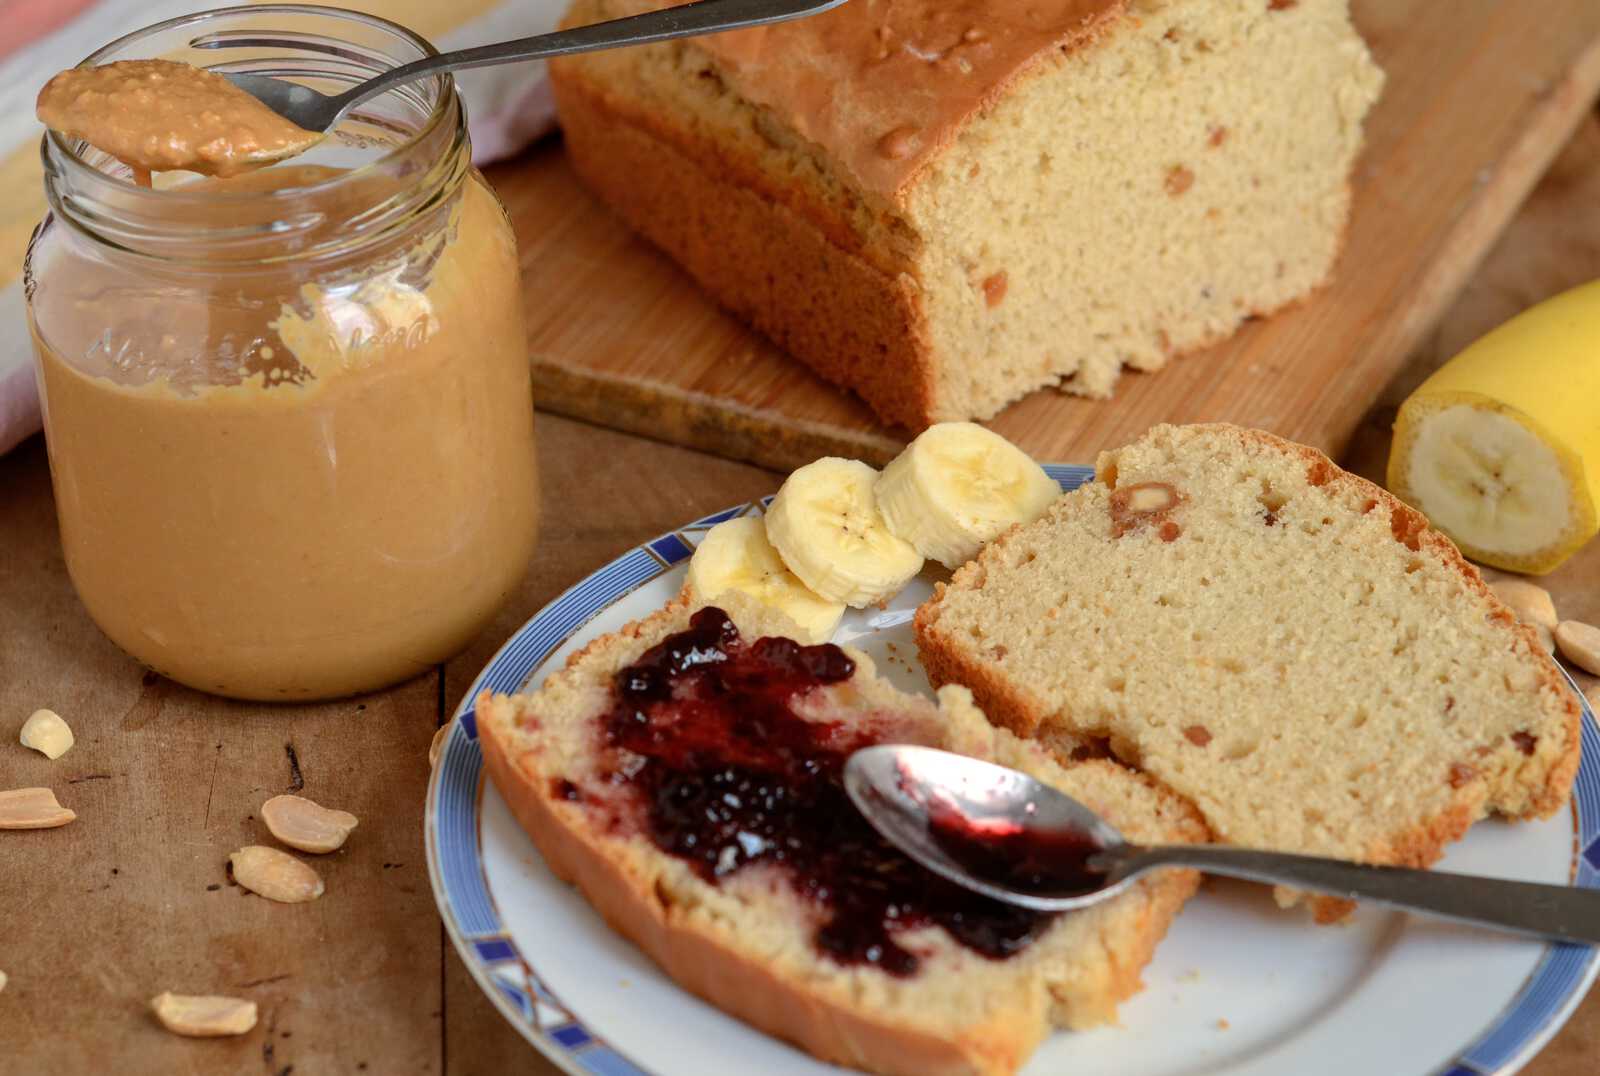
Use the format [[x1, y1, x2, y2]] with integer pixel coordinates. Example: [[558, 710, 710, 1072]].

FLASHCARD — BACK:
[[1388, 279, 1600, 575]]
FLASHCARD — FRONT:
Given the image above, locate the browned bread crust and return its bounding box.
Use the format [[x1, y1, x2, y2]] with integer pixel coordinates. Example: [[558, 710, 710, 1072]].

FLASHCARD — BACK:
[[549, 0, 1383, 428], [916, 423, 1581, 922], [550, 69, 938, 431]]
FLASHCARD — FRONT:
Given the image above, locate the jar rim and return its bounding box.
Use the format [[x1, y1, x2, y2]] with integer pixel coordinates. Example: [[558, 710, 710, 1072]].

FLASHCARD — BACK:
[[37, 4, 469, 266]]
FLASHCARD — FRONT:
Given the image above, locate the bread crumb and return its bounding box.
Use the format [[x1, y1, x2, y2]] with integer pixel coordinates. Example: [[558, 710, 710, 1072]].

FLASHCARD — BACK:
[[1216, 1018, 1230, 1030]]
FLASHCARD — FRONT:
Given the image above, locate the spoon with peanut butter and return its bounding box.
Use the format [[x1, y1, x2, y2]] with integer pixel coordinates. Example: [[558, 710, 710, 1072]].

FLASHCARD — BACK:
[[36, 59, 321, 183], [38, 0, 846, 183]]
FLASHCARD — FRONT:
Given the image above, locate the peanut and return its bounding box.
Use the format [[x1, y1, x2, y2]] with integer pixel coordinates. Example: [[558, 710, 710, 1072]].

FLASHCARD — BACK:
[[149, 992, 258, 1037], [261, 795, 357, 854], [1490, 579, 1559, 629], [229, 846, 324, 903], [1555, 621, 1600, 676], [429, 724, 450, 768], [1491, 580, 1559, 652], [1128, 485, 1176, 512], [19, 709, 74, 760], [0, 787, 76, 829], [0, 970, 8, 993]]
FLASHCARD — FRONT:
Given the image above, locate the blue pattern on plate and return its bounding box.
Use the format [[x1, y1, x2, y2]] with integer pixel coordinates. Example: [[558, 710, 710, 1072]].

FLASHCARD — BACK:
[[552, 1024, 595, 1049], [425, 465, 1600, 1076], [647, 533, 695, 564], [474, 938, 519, 963]]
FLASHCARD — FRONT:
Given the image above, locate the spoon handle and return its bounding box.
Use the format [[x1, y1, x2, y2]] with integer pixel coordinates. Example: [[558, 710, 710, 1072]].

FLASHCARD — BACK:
[[337, 0, 845, 115], [1116, 845, 1600, 945]]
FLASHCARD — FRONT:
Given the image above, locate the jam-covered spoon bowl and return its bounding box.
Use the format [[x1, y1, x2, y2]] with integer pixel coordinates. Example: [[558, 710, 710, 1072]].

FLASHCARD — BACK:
[[843, 744, 1600, 945]]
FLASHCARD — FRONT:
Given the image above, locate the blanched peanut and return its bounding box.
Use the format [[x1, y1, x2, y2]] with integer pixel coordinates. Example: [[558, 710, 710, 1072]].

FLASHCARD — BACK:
[[0, 787, 76, 829], [1555, 621, 1600, 676], [261, 795, 357, 854], [150, 992, 258, 1037], [0, 970, 8, 993], [1492, 580, 1559, 652], [19, 709, 74, 759], [429, 724, 449, 768], [1127, 485, 1176, 512], [229, 845, 324, 903]]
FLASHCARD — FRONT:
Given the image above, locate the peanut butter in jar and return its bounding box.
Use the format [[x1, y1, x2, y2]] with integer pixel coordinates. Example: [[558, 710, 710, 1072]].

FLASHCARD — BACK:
[[27, 12, 538, 700]]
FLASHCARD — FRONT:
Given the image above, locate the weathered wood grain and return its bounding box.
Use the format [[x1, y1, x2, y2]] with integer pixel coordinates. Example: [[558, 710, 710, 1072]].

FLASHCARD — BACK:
[[0, 438, 444, 1074], [499, 0, 1600, 473]]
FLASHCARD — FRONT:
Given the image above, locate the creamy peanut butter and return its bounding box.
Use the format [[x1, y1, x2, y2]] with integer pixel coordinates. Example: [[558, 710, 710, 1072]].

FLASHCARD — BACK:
[[31, 168, 538, 700], [36, 59, 321, 179]]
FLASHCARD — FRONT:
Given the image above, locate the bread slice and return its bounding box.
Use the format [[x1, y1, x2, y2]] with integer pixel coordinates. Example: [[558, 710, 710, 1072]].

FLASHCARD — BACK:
[[549, 0, 1383, 428], [478, 591, 1206, 1076], [915, 423, 1582, 921]]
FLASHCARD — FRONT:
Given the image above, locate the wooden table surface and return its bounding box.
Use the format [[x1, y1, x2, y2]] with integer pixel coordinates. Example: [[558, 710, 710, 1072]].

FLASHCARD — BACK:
[[4, 113, 1599, 1074]]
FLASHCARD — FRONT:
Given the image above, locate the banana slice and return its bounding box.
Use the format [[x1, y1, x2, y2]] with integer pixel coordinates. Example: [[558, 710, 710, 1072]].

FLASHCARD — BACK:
[[875, 422, 1060, 569], [686, 517, 845, 643], [765, 458, 924, 608], [1400, 407, 1572, 560], [1389, 279, 1600, 574]]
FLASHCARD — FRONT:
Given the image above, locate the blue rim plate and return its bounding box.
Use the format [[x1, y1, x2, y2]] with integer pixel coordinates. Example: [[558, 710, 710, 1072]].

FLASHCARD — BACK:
[[425, 465, 1600, 1076]]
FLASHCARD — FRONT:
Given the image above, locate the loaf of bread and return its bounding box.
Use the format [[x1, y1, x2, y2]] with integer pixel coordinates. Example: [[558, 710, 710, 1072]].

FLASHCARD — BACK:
[[549, 0, 1383, 429], [478, 591, 1205, 1076], [915, 424, 1583, 920]]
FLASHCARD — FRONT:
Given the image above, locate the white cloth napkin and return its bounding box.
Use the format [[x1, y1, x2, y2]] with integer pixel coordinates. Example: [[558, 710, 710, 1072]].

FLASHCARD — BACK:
[[0, 0, 565, 456]]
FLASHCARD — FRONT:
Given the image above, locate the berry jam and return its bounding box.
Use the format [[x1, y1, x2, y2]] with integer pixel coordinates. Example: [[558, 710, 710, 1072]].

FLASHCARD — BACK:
[[924, 799, 1107, 897], [595, 607, 1057, 977]]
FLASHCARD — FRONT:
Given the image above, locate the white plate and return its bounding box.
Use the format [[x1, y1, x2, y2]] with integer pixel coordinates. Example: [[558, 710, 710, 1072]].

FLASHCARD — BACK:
[[426, 466, 1600, 1076]]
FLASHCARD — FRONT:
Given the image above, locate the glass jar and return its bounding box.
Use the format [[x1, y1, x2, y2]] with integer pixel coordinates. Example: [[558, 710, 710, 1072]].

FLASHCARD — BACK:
[[25, 6, 540, 701]]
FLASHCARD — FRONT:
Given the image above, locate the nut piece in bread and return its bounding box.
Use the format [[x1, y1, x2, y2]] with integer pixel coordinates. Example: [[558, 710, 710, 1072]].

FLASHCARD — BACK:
[[916, 423, 1582, 922], [478, 590, 1206, 1076]]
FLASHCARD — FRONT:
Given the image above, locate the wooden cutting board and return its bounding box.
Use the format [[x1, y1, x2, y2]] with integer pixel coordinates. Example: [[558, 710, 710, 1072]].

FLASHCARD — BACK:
[[486, 0, 1600, 473]]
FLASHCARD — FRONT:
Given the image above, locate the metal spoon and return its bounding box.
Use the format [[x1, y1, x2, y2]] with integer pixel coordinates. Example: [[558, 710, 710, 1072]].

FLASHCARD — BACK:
[[196, 0, 848, 135], [844, 744, 1600, 946]]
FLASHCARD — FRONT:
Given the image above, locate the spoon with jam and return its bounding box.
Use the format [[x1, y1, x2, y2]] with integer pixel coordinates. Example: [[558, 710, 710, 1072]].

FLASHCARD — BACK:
[[845, 744, 1600, 945]]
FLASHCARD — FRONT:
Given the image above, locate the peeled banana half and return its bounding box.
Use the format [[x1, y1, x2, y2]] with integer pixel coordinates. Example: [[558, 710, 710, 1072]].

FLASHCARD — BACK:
[[876, 422, 1061, 569], [764, 458, 924, 608], [1389, 279, 1600, 574], [686, 516, 846, 644]]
